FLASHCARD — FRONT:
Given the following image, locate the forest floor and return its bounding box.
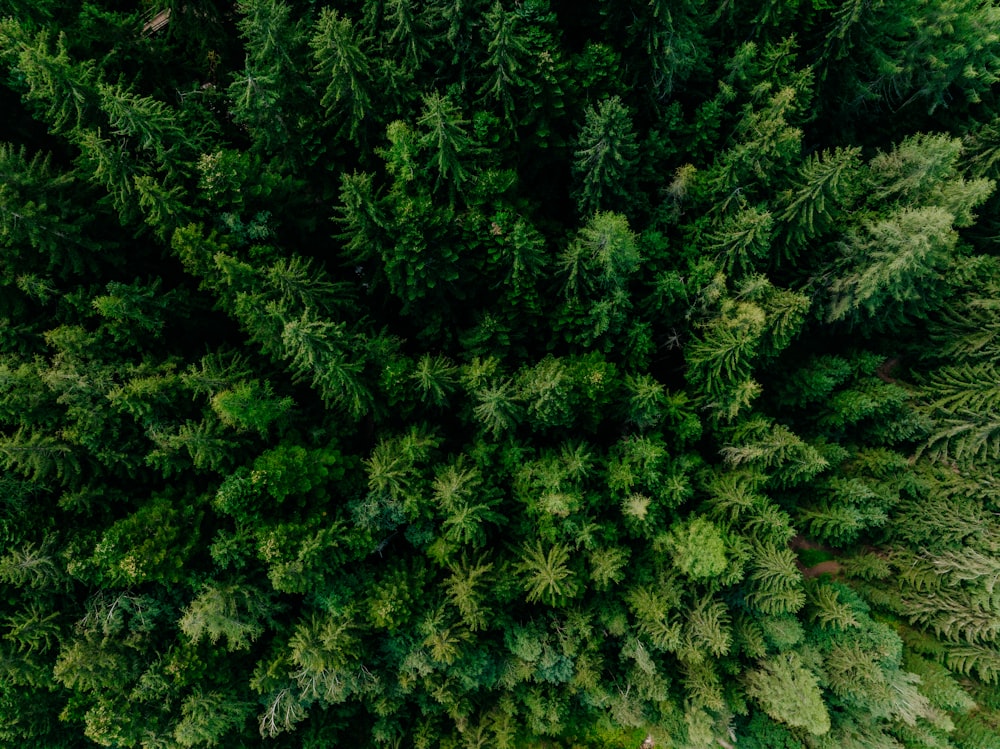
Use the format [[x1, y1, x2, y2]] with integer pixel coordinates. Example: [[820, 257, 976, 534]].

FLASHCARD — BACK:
[[791, 535, 843, 578]]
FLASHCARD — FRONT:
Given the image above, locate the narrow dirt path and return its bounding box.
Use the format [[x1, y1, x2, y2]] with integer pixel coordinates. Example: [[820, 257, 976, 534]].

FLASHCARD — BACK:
[[790, 535, 843, 578], [801, 559, 842, 578]]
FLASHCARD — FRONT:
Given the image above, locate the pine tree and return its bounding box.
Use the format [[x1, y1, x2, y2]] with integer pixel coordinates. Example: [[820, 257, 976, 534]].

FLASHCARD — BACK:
[[384, 0, 431, 70], [410, 353, 459, 408], [335, 171, 390, 264], [571, 96, 639, 216], [444, 556, 493, 630], [95, 80, 192, 172], [744, 652, 830, 735], [516, 540, 579, 606], [179, 583, 271, 652], [257, 688, 308, 738], [634, 0, 708, 100], [173, 690, 252, 748], [477, 0, 568, 151], [416, 91, 476, 197], [0, 144, 98, 278], [279, 309, 371, 418], [311, 8, 377, 140], [745, 543, 806, 615], [705, 79, 805, 202], [683, 595, 733, 658], [71, 128, 141, 223], [228, 0, 312, 158], [210, 380, 293, 436], [0, 21, 98, 135], [471, 376, 521, 436], [555, 211, 639, 347], [0, 428, 79, 484], [663, 516, 728, 581], [709, 205, 774, 277], [807, 582, 861, 630], [478, 2, 531, 127], [287, 609, 364, 704], [819, 0, 1000, 113], [0, 542, 63, 590], [825, 206, 960, 325], [777, 146, 862, 255]]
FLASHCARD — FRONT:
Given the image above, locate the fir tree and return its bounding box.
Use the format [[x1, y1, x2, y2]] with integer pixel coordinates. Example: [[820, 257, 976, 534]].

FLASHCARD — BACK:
[[311, 8, 377, 140], [571, 96, 639, 216]]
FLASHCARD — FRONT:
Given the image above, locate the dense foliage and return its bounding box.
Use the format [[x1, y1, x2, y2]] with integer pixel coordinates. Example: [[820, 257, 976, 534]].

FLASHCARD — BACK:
[[3, 1, 1000, 747]]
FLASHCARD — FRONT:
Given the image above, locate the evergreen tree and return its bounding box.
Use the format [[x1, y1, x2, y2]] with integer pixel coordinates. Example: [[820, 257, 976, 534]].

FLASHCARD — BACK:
[[417, 91, 476, 197], [745, 652, 830, 736], [311, 8, 377, 140], [4, 2, 1000, 747], [227, 0, 313, 159], [571, 96, 639, 216]]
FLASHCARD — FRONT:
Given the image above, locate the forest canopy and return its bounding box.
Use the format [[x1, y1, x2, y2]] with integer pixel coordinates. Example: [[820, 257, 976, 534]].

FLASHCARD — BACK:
[[2, 1, 1000, 748]]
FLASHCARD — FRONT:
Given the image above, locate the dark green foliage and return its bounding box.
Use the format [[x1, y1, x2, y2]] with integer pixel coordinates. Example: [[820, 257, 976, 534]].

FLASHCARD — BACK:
[[1, 2, 999, 748], [572, 96, 639, 216], [311, 8, 377, 140]]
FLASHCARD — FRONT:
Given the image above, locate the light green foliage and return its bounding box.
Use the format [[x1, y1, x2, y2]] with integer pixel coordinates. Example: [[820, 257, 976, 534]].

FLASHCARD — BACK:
[[0, 428, 79, 484], [174, 690, 252, 747], [0, 22, 98, 134], [706, 74, 805, 199], [745, 652, 830, 735], [251, 444, 343, 503], [721, 417, 828, 488], [686, 276, 809, 420], [587, 546, 630, 591], [806, 582, 860, 630], [709, 205, 773, 276], [210, 380, 293, 435], [410, 353, 459, 407], [516, 540, 579, 606], [819, 134, 994, 328], [746, 544, 805, 615], [90, 496, 201, 585], [91, 279, 173, 337], [0, 542, 63, 590], [179, 583, 271, 651], [556, 211, 640, 347], [827, 206, 958, 322], [664, 517, 727, 580]]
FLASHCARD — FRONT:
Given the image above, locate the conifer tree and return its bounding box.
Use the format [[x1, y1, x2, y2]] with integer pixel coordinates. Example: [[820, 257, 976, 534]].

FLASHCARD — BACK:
[[417, 91, 476, 197], [384, 0, 431, 70], [311, 8, 377, 140], [745, 652, 830, 735], [228, 0, 312, 158], [556, 211, 639, 347], [478, 2, 531, 128], [571, 96, 639, 216], [5, 2, 1000, 747]]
